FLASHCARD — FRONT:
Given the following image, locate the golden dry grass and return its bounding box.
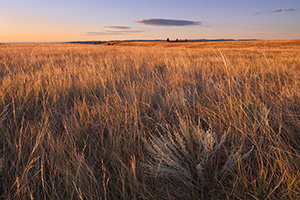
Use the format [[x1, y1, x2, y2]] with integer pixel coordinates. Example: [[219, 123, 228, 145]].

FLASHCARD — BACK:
[[0, 40, 300, 199], [105, 39, 300, 49]]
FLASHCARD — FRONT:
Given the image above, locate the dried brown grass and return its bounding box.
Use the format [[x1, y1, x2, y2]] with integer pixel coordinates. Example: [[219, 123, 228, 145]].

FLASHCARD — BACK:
[[0, 40, 300, 199]]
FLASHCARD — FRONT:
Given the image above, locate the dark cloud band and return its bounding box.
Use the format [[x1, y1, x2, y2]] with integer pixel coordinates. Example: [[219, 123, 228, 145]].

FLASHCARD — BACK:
[[136, 18, 201, 26]]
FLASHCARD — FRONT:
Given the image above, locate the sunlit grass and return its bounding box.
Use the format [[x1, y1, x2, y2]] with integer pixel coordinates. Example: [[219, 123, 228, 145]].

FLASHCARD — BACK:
[[0, 41, 300, 199]]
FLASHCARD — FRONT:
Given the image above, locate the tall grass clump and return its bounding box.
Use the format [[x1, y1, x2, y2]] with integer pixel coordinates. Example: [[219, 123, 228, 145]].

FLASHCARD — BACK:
[[0, 41, 300, 199], [144, 119, 254, 199]]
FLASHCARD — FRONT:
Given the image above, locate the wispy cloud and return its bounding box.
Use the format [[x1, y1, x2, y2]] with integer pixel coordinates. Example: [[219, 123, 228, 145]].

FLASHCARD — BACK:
[[103, 26, 131, 30], [86, 25, 144, 36], [272, 8, 297, 13], [86, 25, 145, 36], [86, 30, 144, 36], [255, 8, 298, 15], [136, 18, 202, 26]]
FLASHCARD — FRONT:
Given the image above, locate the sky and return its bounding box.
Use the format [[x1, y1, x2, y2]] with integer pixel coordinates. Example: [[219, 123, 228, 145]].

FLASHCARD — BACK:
[[1, 0, 300, 43]]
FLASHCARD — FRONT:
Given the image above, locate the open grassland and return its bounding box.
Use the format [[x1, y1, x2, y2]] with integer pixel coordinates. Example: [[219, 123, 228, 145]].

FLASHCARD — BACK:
[[106, 39, 300, 49], [0, 40, 300, 199]]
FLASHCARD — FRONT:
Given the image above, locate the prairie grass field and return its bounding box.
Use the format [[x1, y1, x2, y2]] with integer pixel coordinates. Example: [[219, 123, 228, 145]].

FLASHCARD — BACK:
[[0, 40, 300, 199]]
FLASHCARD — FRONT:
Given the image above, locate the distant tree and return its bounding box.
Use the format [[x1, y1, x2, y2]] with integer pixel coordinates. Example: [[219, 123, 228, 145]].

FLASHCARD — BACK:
[[185, 39, 187, 42], [167, 38, 170, 42], [176, 39, 179, 42]]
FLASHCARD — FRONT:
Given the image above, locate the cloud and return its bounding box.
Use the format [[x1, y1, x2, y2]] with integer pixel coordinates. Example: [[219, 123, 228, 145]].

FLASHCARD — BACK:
[[273, 8, 297, 13], [86, 30, 144, 36], [255, 8, 298, 14], [136, 18, 202, 26], [103, 26, 131, 30], [86, 25, 144, 36]]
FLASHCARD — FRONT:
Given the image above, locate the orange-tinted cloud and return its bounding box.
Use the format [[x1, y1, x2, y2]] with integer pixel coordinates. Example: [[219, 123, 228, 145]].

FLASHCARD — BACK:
[[86, 30, 144, 36]]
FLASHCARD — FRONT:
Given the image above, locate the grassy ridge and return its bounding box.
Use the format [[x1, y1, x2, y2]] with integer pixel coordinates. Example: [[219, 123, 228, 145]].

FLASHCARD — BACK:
[[0, 41, 300, 199]]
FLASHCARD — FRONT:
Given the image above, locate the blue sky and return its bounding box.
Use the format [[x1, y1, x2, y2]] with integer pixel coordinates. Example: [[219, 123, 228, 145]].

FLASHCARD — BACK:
[[1, 0, 299, 42]]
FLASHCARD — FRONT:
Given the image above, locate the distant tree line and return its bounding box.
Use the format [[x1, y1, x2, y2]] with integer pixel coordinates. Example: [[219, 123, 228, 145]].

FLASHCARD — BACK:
[[167, 38, 188, 42]]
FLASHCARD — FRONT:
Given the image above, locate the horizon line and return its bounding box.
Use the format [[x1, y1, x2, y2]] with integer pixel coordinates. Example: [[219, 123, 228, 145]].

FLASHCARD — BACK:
[[2, 38, 300, 45]]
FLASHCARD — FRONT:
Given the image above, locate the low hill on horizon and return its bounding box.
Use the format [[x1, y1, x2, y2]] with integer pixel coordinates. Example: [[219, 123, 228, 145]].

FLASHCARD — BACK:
[[69, 39, 300, 49], [69, 38, 257, 45]]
